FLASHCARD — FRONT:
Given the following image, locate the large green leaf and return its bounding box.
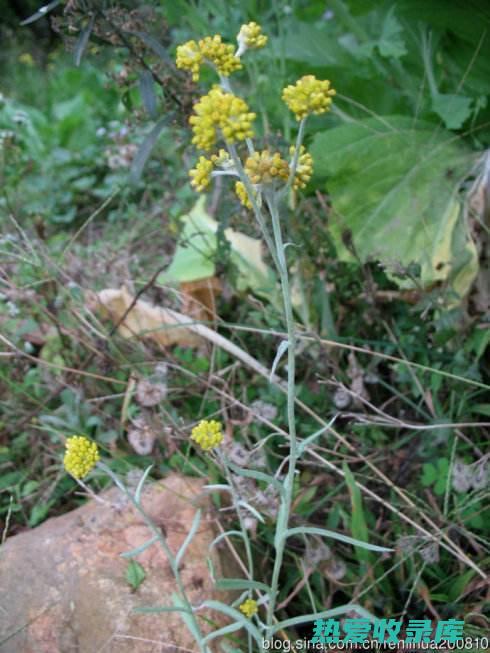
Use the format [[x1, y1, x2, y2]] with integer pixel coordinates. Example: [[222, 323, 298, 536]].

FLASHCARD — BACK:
[[311, 116, 478, 300], [158, 197, 278, 302]]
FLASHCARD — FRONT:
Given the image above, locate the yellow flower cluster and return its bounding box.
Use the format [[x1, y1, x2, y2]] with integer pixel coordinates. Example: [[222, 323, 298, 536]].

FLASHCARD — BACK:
[[199, 35, 242, 77], [176, 35, 242, 80], [237, 22, 268, 50], [244, 150, 289, 184], [63, 435, 99, 479], [282, 75, 336, 120], [190, 419, 224, 451], [291, 145, 314, 189], [239, 598, 258, 618], [176, 40, 203, 81], [189, 86, 255, 151], [189, 156, 214, 191]]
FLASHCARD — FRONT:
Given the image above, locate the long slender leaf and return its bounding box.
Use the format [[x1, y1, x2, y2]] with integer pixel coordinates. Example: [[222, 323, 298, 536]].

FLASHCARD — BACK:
[[200, 600, 263, 646], [344, 463, 373, 564], [139, 70, 158, 118], [238, 500, 265, 523], [297, 415, 338, 457], [270, 340, 288, 382], [134, 605, 192, 614], [74, 15, 95, 67], [175, 509, 201, 568], [20, 0, 61, 25], [172, 593, 201, 641], [120, 535, 158, 559], [129, 115, 173, 184], [209, 530, 247, 552], [134, 465, 153, 504], [270, 603, 375, 634], [215, 578, 270, 593], [226, 463, 283, 494], [285, 526, 392, 552], [132, 31, 174, 65]]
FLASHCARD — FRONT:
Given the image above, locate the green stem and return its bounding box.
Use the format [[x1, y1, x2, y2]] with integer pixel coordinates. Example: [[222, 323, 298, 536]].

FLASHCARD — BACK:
[[264, 191, 297, 640], [99, 462, 210, 653], [226, 144, 280, 272]]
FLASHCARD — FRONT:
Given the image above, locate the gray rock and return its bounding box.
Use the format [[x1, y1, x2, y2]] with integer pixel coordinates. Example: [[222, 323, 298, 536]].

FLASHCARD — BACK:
[[0, 474, 233, 652]]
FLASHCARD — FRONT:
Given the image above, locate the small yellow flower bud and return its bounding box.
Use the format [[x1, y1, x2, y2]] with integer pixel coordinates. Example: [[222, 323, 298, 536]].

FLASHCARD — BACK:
[[290, 145, 314, 189], [235, 181, 254, 209], [189, 156, 214, 192], [237, 22, 268, 51], [211, 149, 233, 169], [63, 436, 99, 479], [198, 35, 242, 77], [190, 420, 224, 451], [282, 75, 336, 120], [239, 598, 258, 618], [189, 86, 255, 151], [244, 150, 289, 185], [176, 40, 203, 81]]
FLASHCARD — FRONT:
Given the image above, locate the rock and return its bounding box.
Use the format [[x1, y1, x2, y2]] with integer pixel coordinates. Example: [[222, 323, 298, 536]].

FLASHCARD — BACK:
[[0, 473, 233, 653]]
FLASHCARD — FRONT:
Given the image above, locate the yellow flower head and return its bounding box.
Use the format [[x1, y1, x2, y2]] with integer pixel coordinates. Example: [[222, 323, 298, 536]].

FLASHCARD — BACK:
[[198, 35, 242, 77], [189, 86, 255, 151], [282, 75, 336, 120], [239, 598, 258, 618], [189, 155, 214, 192], [191, 419, 224, 451], [244, 150, 289, 185], [235, 181, 253, 209], [63, 436, 99, 479], [176, 40, 203, 81], [290, 145, 314, 189], [237, 22, 268, 50]]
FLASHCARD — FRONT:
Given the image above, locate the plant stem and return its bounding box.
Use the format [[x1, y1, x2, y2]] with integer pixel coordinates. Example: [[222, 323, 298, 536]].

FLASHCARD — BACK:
[[99, 462, 210, 653], [264, 191, 298, 641]]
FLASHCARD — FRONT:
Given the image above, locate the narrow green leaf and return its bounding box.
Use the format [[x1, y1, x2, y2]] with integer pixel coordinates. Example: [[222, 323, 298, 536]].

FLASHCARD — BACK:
[[343, 463, 373, 564], [134, 605, 192, 614], [120, 535, 158, 559], [285, 526, 392, 553], [176, 509, 201, 568], [172, 593, 201, 641], [134, 465, 153, 504], [270, 340, 288, 382], [129, 115, 173, 184], [227, 463, 283, 494], [20, 0, 61, 25], [274, 502, 288, 550], [74, 15, 95, 67], [139, 70, 158, 118], [215, 578, 270, 593], [270, 603, 375, 634], [200, 600, 263, 646], [297, 416, 337, 457], [238, 500, 265, 523], [209, 530, 247, 552]]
